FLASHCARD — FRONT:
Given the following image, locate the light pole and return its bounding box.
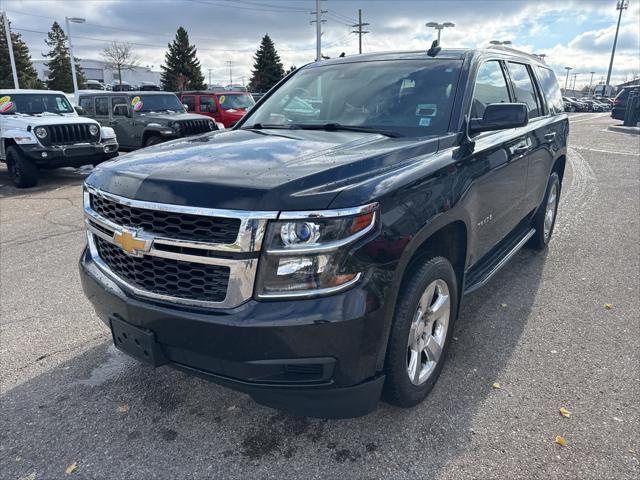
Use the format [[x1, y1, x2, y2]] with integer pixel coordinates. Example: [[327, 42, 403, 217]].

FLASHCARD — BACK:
[[564, 66, 573, 93], [605, 0, 628, 87], [588, 71, 595, 97], [426, 22, 455, 44], [65, 16, 85, 98], [1, 11, 19, 88], [490, 40, 512, 46]]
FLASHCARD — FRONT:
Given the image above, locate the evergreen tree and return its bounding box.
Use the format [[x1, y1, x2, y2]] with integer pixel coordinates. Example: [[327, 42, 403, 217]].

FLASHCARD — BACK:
[[42, 22, 85, 92], [248, 34, 284, 93], [0, 19, 43, 89], [160, 27, 206, 92], [286, 65, 297, 75]]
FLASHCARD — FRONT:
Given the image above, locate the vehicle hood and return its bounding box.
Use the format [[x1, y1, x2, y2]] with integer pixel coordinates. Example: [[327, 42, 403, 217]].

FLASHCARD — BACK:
[[87, 129, 440, 211], [135, 112, 207, 123], [2, 114, 97, 126]]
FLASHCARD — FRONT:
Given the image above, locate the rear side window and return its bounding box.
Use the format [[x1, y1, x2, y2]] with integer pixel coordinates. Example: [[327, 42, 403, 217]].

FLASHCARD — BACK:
[[182, 95, 195, 112], [471, 61, 511, 118], [95, 97, 109, 116], [79, 96, 95, 115], [111, 96, 128, 116], [536, 67, 564, 115], [507, 62, 541, 119]]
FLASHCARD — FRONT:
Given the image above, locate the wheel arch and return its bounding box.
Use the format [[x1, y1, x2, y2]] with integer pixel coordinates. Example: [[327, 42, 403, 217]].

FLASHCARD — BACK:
[[552, 154, 566, 184], [375, 214, 470, 371]]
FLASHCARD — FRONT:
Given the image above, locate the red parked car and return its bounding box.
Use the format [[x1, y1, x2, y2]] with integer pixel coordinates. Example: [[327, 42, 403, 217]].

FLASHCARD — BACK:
[[179, 91, 255, 128]]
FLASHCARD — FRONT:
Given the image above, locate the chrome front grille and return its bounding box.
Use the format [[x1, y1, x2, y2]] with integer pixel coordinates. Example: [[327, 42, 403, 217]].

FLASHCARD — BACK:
[[95, 237, 230, 302], [84, 186, 278, 309], [90, 193, 240, 244]]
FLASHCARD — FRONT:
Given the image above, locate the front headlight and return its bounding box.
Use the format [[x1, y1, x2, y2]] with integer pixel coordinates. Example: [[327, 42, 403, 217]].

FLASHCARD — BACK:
[[34, 127, 48, 139], [89, 124, 99, 136], [256, 203, 378, 298]]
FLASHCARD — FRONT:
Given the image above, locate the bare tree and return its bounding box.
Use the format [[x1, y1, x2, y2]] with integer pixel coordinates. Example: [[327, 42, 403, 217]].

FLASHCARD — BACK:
[[101, 41, 139, 88]]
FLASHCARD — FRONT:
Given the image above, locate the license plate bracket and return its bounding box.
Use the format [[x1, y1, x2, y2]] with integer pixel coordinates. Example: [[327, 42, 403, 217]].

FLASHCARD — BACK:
[[110, 317, 167, 366]]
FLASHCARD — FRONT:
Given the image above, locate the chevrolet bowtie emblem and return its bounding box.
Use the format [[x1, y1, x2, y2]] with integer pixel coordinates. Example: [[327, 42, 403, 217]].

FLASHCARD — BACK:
[[113, 229, 151, 256]]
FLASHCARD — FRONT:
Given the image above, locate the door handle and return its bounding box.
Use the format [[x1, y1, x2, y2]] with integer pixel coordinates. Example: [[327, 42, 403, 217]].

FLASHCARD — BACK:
[[544, 132, 556, 142], [513, 145, 530, 154]]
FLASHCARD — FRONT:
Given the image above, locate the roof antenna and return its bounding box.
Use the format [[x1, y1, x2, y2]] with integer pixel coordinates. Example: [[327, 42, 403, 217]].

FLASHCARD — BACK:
[[427, 39, 441, 57]]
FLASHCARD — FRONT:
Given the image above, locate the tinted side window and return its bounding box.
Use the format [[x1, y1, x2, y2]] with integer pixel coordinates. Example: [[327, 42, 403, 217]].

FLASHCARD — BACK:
[[182, 95, 195, 111], [79, 96, 95, 115], [507, 62, 541, 118], [536, 66, 563, 115], [471, 61, 511, 118], [95, 97, 109, 116]]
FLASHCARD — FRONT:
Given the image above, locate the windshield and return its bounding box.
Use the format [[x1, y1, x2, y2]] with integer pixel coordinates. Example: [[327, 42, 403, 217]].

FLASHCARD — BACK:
[[131, 94, 185, 113], [218, 93, 254, 110], [242, 59, 462, 136], [0, 93, 74, 115]]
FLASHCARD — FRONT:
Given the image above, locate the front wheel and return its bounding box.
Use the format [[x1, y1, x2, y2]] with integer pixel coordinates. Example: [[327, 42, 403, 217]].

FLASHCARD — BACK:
[[528, 171, 560, 250], [383, 256, 458, 408], [144, 135, 163, 147], [6, 146, 38, 188]]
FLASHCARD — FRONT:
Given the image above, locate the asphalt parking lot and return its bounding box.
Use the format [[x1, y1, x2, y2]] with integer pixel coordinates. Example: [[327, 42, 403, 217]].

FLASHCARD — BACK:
[[0, 113, 638, 480]]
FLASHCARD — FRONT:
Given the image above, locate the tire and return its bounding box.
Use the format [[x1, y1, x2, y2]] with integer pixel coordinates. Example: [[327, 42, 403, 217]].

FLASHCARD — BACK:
[[383, 256, 458, 408], [527, 171, 560, 250], [6, 146, 38, 188], [144, 135, 163, 147]]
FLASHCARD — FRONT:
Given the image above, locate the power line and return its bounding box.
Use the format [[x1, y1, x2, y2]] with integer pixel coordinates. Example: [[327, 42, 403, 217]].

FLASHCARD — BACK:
[[186, 0, 308, 13]]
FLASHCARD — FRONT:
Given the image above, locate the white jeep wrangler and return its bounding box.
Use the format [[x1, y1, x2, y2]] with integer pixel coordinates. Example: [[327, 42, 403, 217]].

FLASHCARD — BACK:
[[0, 89, 119, 188]]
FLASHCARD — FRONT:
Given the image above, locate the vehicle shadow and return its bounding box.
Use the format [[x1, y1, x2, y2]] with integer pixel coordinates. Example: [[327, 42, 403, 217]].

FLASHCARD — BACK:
[[0, 248, 546, 479], [0, 164, 91, 199]]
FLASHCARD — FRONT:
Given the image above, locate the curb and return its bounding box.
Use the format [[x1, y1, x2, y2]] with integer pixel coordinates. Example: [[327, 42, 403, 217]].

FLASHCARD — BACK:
[[607, 125, 640, 135]]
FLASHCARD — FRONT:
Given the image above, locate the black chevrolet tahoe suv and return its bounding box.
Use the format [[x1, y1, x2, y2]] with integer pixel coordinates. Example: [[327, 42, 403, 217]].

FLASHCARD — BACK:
[[80, 47, 568, 418]]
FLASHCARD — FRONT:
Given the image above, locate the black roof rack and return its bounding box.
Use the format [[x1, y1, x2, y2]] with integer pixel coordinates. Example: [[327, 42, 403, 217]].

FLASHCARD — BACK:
[[485, 44, 546, 63]]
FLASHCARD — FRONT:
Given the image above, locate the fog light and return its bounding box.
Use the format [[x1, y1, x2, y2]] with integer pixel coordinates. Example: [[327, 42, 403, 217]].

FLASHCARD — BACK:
[[41, 152, 48, 158]]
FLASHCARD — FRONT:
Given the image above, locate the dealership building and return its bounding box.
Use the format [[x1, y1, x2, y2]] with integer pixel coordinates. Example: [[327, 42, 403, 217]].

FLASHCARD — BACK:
[[32, 59, 161, 87]]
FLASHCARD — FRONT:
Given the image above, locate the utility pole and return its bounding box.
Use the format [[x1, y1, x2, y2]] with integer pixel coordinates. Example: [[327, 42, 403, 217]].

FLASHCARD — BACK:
[[606, 0, 628, 87], [208, 68, 212, 86], [571, 73, 578, 92], [227, 60, 232, 85], [564, 66, 573, 93], [588, 71, 595, 97], [310, 0, 327, 62], [1, 11, 19, 89], [351, 9, 370, 54]]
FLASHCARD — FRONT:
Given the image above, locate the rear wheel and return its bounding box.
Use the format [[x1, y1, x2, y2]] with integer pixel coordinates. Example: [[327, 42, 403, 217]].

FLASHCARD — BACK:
[[384, 256, 457, 408], [6, 146, 38, 188], [528, 171, 560, 250]]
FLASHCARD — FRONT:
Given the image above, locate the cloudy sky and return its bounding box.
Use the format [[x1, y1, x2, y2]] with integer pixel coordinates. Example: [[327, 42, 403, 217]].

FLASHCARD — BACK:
[[3, 0, 639, 88]]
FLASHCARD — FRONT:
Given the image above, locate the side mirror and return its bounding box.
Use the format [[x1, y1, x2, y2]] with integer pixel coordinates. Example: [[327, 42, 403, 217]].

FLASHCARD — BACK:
[[469, 103, 528, 134], [74, 106, 86, 116], [113, 104, 131, 117]]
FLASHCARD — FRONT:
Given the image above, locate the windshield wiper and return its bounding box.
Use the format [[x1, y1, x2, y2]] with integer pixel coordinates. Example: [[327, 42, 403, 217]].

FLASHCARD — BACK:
[[292, 123, 402, 138]]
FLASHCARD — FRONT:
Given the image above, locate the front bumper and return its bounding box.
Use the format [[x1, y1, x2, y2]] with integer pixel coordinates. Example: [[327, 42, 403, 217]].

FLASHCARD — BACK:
[[21, 139, 119, 167], [79, 247, 387, 418]]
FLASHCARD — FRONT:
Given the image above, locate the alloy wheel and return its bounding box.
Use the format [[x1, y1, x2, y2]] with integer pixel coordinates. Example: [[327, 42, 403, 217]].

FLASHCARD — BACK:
[[406, 279, 450, 386], [544, 182, 558, 240]]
